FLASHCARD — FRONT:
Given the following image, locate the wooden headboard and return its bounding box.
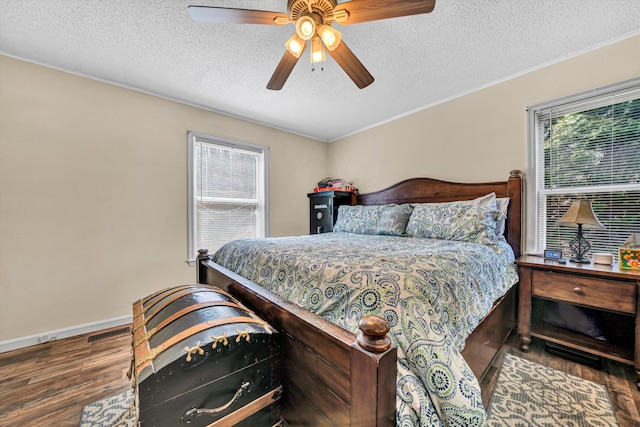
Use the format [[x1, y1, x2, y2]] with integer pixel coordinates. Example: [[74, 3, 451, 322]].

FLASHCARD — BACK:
[[357, 170, 523, 258]]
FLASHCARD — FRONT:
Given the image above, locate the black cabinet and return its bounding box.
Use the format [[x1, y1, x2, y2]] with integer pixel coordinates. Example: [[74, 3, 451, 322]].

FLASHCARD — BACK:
[[307, 191, 354, 234]]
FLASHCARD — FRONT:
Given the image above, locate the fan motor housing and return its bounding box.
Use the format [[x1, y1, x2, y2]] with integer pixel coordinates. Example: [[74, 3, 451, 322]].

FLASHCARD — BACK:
[[288, 0, 336, 24]]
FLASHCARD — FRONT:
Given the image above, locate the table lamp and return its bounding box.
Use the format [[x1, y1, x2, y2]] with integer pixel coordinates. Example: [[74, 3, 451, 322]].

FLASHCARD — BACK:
[[557, 199, 605, 263]]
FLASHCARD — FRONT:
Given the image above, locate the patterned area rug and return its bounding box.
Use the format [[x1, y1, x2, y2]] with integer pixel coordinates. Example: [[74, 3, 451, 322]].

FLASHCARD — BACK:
[[79, 389, 135, 427], [487, 353, 619, 426], [82, 355, 619, 427]]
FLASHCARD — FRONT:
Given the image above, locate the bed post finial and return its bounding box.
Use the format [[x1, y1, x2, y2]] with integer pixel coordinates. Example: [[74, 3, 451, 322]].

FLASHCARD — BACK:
[[198, 249, 210, 259], [357, 315, 392, 353], [509, 169, 523, 178]]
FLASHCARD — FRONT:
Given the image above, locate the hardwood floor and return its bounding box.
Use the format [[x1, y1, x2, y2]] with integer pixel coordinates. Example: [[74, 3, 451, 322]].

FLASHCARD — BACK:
[[1, 325, 638, 426], [0, 327, 132, 427]]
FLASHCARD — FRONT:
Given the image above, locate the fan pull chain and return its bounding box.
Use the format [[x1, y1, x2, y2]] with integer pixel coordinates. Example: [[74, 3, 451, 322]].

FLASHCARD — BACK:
[[311, 60, 324, 72]]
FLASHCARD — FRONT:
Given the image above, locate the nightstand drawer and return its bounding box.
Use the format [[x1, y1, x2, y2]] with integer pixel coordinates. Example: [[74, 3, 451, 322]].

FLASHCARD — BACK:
[[532, 270, 636, 314]]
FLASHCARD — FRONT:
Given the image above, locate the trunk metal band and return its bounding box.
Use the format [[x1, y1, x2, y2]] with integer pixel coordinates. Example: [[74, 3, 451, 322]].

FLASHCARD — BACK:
[[133, 284, 204, 317], [144, 284, 233, 307], [132, 300, 251, 346], [135, 316, 267, 370], [133, 289, 235, 331]]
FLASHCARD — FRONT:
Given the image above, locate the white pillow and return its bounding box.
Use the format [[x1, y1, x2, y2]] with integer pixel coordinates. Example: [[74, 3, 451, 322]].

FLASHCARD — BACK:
[[495, 197, 510, 237]]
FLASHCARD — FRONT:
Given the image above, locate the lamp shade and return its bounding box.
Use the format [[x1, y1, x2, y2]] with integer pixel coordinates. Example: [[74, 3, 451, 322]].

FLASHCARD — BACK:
[[310, 36, 326, 63], [557, 200, 605, 229], [318, 24, 341, 51], [285, 33, 305, 58]]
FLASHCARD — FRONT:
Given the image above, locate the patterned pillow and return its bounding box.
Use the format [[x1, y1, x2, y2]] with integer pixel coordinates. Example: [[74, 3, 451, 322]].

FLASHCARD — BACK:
[[405, 201, 501, 245], [376, 204, 413, 236], [333, 205, 383, 234]]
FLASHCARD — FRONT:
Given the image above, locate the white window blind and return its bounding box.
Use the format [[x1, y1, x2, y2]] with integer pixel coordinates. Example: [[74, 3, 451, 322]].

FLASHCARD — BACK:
[[187, 132, 268, 263], [527, 78, 640, 260]]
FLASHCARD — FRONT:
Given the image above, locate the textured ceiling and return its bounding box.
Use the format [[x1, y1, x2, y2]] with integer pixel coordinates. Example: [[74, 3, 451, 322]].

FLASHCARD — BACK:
[[1, 1, 639, 141]]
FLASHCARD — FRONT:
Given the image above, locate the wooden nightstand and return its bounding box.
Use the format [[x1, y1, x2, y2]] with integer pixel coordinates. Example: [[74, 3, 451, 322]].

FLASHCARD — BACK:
[[516, 255, 640, 389]]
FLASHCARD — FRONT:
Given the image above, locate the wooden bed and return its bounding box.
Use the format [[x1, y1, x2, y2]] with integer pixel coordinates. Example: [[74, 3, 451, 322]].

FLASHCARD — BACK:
[[196, 170, 523, 427]]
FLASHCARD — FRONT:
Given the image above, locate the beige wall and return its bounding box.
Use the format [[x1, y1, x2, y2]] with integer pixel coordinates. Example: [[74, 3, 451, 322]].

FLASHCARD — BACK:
[[329, 34, 640, 193], [0, 56, 328, 342], [2, 34, 638, 345]]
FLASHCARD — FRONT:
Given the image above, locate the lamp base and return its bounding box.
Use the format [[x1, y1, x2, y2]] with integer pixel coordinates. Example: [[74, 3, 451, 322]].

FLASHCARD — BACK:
[[569, 224, 592, 265], [570, 257, 591, 264]]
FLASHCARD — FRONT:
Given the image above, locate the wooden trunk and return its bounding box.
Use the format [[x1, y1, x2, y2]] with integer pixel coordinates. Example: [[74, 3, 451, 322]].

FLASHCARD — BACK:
[[131, 284, 282, 427]]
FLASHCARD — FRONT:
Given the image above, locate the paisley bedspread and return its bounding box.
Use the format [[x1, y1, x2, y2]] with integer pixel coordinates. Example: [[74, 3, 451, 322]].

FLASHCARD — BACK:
[[211, 232, 518, 427]]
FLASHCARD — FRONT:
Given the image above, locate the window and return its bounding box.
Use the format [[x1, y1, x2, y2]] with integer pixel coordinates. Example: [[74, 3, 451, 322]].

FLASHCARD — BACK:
[[526, 78, 640, 260], [187, 131, 268, 264]]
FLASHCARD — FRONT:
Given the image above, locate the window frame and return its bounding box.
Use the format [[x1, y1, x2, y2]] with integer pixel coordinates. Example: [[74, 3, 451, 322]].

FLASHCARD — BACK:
[[525, 77, 640, 256], [187, 131, 269, 265]]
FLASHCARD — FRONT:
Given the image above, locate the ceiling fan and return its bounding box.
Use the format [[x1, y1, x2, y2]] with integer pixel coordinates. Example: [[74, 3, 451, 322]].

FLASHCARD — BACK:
[[188, 0, 436, 90]]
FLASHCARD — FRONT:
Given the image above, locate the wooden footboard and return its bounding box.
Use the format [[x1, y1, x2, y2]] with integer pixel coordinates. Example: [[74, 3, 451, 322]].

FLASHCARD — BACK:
[[197, 251, 397, 427]]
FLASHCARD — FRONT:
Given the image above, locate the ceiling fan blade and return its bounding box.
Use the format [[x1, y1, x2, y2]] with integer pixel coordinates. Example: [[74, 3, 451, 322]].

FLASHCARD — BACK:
[[334, 0, 435, 25], [267, 50, 305, 90], [188, 5, 289, 25], [326, 41, 374, 89]]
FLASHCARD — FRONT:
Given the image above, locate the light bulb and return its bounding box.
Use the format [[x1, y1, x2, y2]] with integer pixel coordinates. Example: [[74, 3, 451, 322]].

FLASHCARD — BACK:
[[295, 16, 316, 41], [300, 21, 314, 37]]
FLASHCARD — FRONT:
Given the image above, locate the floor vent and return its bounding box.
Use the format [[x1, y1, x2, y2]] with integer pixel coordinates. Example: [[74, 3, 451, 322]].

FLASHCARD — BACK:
[[88, 326, 131, 343]]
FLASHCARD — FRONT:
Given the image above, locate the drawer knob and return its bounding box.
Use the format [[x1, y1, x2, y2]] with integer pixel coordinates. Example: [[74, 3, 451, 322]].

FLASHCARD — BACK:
[[573, 287, 585, 295]]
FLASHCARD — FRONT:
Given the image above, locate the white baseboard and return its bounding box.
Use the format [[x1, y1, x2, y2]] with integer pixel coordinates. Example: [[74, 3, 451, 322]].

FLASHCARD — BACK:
[[0, 315, 133, 353]]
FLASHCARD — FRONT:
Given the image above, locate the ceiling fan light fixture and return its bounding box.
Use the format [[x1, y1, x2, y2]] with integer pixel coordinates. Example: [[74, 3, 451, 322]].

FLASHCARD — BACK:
[[310, 36, 326, 63], [318, 24, 341, 50], [285, 33, 305, 58], [295, 15, 316, 40], [188, 0, 437, 89]]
